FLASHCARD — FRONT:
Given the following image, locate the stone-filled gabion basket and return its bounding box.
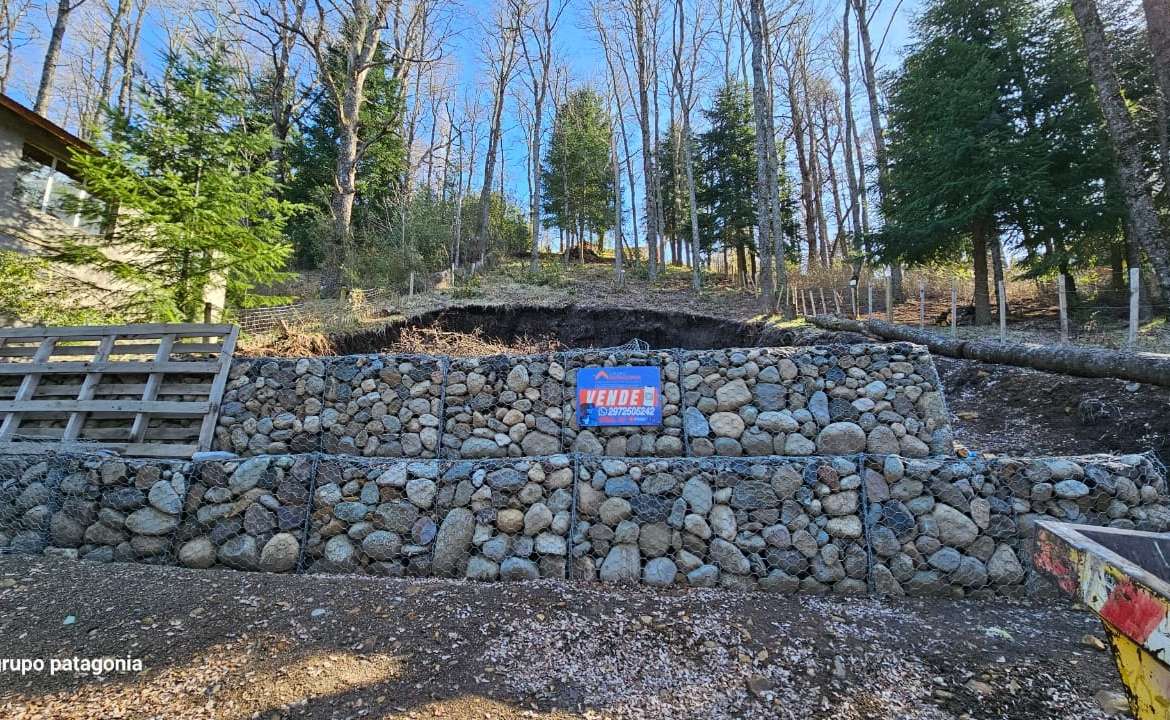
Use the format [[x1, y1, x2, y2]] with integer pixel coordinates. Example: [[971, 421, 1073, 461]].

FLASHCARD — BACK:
[[216, 358, 326, 454], [996, 454, 1170, 596], [432, 455, 574, 581], [572, 456, 869, 593], [321, 355, 444, 458], [175, 455, 313, 572], [862, 455, 1023, 598], [305, 458, 437, 575], [680, 346, 952, 459], [441, 354, 564, 459], [0, 454, 58, 555], [46, 457, 189, 564], [561, 349, 684, 457]]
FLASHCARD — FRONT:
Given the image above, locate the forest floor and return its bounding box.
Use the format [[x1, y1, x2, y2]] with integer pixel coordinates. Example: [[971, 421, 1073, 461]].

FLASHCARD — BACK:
[[0, 555, 1128, 720]]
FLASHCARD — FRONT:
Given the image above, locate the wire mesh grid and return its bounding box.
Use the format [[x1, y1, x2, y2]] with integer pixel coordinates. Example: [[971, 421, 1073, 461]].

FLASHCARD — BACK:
[[320, 355, 444, 458], [173, 455, 315, 572], [0, 454, 59, 555], [572, 455, 869, 593], [2, 450, 1169, 600], [440, 353, 564, 460], [215, 357, 327, 455], [46, 456, 190, 565]]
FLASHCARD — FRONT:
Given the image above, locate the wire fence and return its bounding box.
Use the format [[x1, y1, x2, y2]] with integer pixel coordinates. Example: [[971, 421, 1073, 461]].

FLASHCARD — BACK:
[[784, 266, 1165, 351], [237, 261, 492, 336], [5, 449, 1168, 600]]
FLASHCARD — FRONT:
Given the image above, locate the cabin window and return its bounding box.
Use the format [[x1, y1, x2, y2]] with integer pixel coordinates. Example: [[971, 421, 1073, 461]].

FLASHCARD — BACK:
[[12, 144, 106, 235]]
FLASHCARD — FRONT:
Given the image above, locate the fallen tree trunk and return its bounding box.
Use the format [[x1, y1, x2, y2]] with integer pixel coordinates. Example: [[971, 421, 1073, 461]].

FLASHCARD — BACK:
[[810, 315, 1170, 387]]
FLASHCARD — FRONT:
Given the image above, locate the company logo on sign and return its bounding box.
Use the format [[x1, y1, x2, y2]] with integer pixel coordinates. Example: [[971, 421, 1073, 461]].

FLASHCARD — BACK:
[[576, 366, 662, 427]]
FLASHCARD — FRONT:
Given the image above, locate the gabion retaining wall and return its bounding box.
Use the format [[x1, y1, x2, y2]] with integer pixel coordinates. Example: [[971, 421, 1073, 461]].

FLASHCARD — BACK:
[[6, 451, 1168, 598], [213, 343, 953, 460]]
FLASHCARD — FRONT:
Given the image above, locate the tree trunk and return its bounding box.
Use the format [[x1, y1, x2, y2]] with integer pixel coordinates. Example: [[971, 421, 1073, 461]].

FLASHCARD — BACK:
[[475, 24, 517, 265], [530, 89, 544, 272], [972, 218, 992, 325], [634, 0, 659, 279], [1142, 0, 1170, 194], [851, 0, 903, 299], [1071, 0, 1170, 297], [747, 0, 773, 306], [841, 0, 863, 258], [325, 110, 361, 295], [90, 0, 129, 136], [811, 315, 1170, 386], [35, 0, 80, 115], [117, 2, 144, 116]]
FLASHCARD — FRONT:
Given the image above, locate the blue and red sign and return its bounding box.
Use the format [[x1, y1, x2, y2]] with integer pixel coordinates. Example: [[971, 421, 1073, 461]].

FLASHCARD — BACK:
[[576, 366, 662, 427]]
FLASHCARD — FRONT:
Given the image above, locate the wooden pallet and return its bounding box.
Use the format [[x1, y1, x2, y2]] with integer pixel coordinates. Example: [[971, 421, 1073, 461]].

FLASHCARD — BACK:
[[0, 324, 238, 458]]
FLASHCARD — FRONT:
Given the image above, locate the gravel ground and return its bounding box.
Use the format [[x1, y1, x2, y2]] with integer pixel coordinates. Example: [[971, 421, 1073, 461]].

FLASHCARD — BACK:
[[0, 556, 1126, 719]]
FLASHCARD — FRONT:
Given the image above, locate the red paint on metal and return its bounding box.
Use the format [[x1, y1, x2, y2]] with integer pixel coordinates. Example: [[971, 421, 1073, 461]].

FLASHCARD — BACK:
[[1033, 533, 1078, 595], [1100, 579, 1168, 645]]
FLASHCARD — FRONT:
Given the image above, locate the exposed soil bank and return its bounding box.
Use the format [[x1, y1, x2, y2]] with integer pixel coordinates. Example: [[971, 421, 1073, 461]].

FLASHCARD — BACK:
[[938, 356, 1170, 465], [330, 304, 778, 354]]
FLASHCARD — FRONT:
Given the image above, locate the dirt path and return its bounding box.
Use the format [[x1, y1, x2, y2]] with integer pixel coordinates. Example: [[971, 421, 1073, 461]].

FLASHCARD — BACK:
[[0, 556, 1124, 720], [937, 357, 1170, 465]]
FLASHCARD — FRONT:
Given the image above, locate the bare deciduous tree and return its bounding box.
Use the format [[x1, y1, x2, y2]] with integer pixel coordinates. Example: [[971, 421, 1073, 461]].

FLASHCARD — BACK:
[[36, 0, 90, 115], [472, 0, 520, 265]]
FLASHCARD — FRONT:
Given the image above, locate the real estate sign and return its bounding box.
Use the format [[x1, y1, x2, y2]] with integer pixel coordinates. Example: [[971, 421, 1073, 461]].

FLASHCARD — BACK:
[[575, 366, 662, 427]]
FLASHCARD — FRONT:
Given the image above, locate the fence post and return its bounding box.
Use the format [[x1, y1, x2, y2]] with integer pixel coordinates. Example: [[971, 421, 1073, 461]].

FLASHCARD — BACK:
[[819, 288, 827, 316], [1057, 274, 1069, 344], [950, 279, 958, 336], [918, 283, 925, 329], [997, 280, 1007, 342], [885, 275, 893, 323], [409, 272, 415, 297], [1128, 267, 1140, 347], [833, 289, 841, 315], [867, 284, 873, 317]]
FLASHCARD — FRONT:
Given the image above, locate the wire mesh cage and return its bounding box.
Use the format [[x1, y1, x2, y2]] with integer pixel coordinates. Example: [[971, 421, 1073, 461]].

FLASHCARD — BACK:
[[996, 454, 1170, 597], [559, 348, 684, 457], [46, 456, 190, 565], [440, 353, 563, 459], [678, 345, 952, 459], [321, 355, 444, 458], [861, 454, 1022, 599], [173, 455, 314, 572], [305, 457, 435, 576], [433, 456, 574, 581], [214, 358, 327, 455], [0, 453, 59, 555], [572, 455, 869, 593]]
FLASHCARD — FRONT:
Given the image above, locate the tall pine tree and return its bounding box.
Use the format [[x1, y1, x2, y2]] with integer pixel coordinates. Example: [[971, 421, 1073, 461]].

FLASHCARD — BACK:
[[49, 45, 296, 321]]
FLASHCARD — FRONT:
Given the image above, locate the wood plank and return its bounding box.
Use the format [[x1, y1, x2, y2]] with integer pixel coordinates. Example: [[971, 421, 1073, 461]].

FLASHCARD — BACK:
[[16, 426, 199, 441], [0, 441, 199, 458], [0, 400, 210, 415], [62, 334, 117, 441], [0, 342, 224, 358], [0, 382, 214, 398], [0, 338, 56, 441], [197, 325, 238, 451], [0, 323, 234, 339], [0, 361, 220, 375], [130, 334, 174, 443]]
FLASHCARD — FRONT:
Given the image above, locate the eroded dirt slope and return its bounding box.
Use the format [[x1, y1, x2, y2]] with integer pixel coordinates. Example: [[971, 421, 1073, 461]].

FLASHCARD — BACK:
[[938, 357, 1170, 465]]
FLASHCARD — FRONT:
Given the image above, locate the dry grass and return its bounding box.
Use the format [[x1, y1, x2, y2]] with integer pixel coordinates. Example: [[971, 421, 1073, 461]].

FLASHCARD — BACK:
[[388, 325, 562, 357], [239, 321, 337, 357]]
